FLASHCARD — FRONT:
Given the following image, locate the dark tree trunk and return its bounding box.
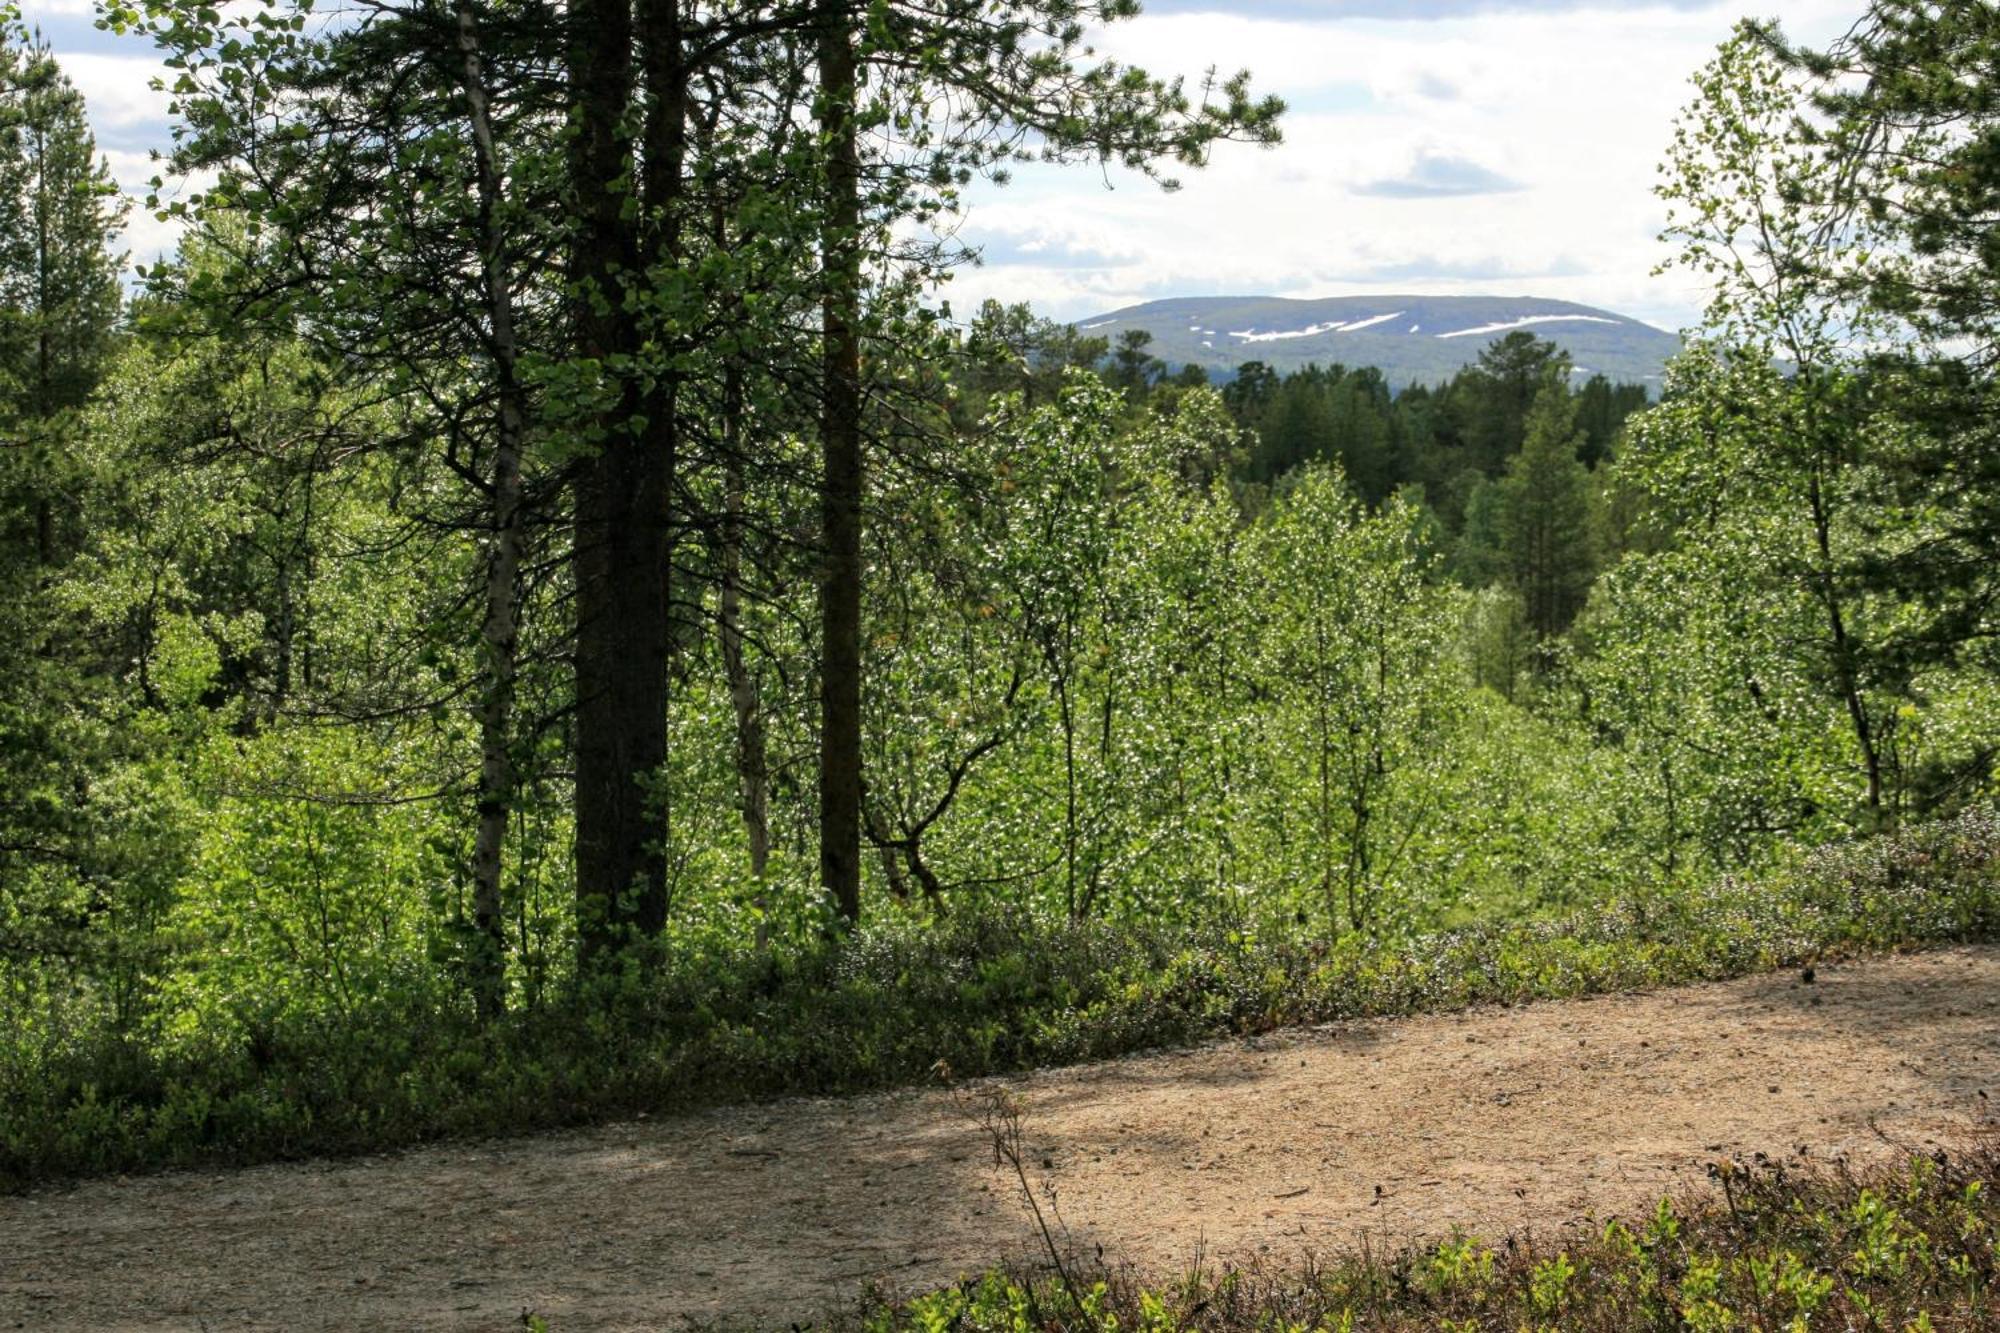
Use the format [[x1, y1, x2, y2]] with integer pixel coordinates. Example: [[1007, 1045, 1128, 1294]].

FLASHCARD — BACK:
[[634, 0, 688, 924], [456, 0, 528, 1019], [569, 0, 671, 960], [1808, 470, 1888, 827], [34, 145, 53, 568], [817, 2, 864, 924]]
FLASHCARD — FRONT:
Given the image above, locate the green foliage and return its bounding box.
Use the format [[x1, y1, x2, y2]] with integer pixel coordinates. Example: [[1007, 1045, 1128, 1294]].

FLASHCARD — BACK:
[[0, 22, 123, 419], [1245, 469, 1457, 932], [1496, 379, 1596, 638], [2, 809, 1993, 1191], [1654, 18, 2000, 827], [0, 23, 142, 1022]]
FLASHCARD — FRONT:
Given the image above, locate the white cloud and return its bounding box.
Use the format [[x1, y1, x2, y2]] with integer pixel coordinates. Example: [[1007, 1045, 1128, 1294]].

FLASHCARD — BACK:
[[17, 0, 99, 18], [22, 0, 1867, 318], [1353, 149, 1523, 198], [54, 52, 174, 129], [948, 0, 1863, 330]]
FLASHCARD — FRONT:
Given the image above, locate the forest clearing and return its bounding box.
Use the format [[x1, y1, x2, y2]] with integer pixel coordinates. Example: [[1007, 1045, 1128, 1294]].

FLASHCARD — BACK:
[[5, 946, 1996, 1331]]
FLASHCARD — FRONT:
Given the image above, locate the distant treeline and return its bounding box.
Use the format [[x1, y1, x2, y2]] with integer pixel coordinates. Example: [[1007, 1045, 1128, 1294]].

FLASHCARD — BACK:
[[958, 303, 1650, 629]]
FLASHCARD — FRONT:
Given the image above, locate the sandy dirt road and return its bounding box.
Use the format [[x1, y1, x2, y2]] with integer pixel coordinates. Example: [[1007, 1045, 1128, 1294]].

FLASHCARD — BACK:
[[4, 946, 1997, 1331]]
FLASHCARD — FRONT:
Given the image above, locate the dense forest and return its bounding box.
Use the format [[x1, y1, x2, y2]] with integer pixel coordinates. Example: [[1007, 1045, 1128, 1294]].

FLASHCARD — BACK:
[[0, 0, 1996, 1194]]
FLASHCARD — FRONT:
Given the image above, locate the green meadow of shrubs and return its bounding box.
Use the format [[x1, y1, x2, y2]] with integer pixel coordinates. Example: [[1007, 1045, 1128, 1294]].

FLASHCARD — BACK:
[[4, 809, 1995, 1194]]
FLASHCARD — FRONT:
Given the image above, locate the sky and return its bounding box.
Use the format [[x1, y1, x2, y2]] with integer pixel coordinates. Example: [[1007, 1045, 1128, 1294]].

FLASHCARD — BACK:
[[16, 0, 1861, 334]]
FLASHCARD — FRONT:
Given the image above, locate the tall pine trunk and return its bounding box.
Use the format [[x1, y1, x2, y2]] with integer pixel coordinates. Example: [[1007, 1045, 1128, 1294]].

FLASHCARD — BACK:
[[1808, 468, 1888, 826], [455, 0, 527, 1019], [635, 0, 687, 924], [569, 0, 671, 961], [817, 2, 863, 924], [33, 124, 53, 567]]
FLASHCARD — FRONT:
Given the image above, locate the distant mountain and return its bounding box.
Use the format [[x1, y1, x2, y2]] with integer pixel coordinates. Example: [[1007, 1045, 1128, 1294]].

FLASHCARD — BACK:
[[1074, 295, 1681, 387]]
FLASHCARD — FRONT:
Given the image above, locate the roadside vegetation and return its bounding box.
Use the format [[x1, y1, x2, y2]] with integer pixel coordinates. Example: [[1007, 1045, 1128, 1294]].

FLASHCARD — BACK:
[[851, 1134, 2000, 1332], [6, 809, 1992, 1192]]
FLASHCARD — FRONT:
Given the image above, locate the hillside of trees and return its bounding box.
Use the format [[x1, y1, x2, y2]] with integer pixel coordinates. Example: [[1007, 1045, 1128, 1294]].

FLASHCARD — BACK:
[[0, 0, 1995, 1206]]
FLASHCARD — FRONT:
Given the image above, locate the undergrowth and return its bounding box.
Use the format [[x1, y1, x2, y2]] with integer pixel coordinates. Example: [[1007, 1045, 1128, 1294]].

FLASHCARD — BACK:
[[3, 809, 1995, 1192], [848, 1133, 2000, 1331]]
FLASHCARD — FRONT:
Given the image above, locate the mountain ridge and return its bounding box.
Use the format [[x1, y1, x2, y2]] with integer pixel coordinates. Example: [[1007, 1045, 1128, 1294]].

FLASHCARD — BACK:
[[1077, 294, 1681, 386]]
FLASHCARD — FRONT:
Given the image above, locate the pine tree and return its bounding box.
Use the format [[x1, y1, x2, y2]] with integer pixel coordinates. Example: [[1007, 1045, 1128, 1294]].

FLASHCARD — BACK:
[[1108, 328, 1162, 396], [1249, 370, 1333, 482], [0, 25, 124, 538], [1770, 5, 2000, 761], [1324, 368, 1392, 503], [1455, 332, 1570, 476], [0, 28, 127, 982], [806, 0, 1281, 921], [1657, 19, 1999, 826], [1573, 373, 1647, 468], [1452, 476, 1506, 588], [1498, 379, 1596, 639], [0, 26, 124, 607], [0, 27, 122, 428], [1222, 359, 1279, 427]]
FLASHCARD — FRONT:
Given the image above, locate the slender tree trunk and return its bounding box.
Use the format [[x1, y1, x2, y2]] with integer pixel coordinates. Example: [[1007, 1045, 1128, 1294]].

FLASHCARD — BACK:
[[1659, 758, 1679, 878], [33, 125, 53, 568], [633, 0, 687, 932], [33, 497, 51, 569], [456, 0, 528, 1020], [298, 468, 317, 692], [569, 0, 671, 962], [1313, 620, 1336, 930], [1806, 470, 1887, 825], [1078, 659, 1116, 917], [1346, 762, 1372, 933], [1056, 667, 1080, 917], [1215, 583, 1235, 896], [876, 840, 908, 904], [906, 841, 948, 917], [817, 1, 864, 924], [716, 364, 773, 947], [271, 497, 294, 708]]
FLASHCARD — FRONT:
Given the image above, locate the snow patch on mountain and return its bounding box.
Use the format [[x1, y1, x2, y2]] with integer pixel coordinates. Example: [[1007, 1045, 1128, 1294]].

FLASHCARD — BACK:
[[1229, 320, 1351, 343], [1336, 311, 1405, 334], [1436, 314, 1620, 340], [1224, 311, 1408, 342]]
